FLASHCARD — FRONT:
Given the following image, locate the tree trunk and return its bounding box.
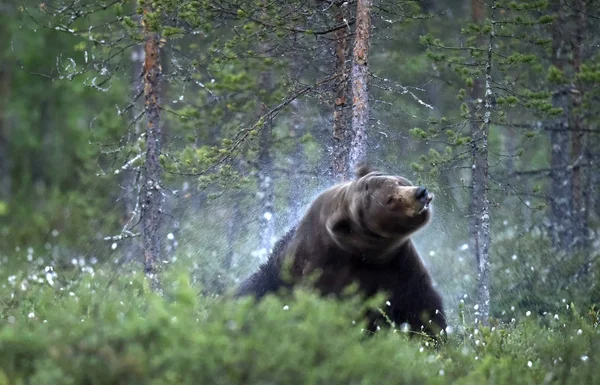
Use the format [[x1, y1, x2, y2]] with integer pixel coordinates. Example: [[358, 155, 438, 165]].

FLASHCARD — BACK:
[[570, 0, 587, 249], [550, 90, 572, 250], [224, 196, 241, 271], [257, 114, 275, 260], [225, 159, 247, 271], [288, 99, 306, 225], [140, 6, 163, 283], [549, 2, 573, 251], [331, 4, 351, 181], [253, 28, 279, 260], [470, 0, 494, 325], [120, 41, 145, 264], [0, 62, 10, 203], [468, 0, 484, 261], [348, 0, 372, 170]]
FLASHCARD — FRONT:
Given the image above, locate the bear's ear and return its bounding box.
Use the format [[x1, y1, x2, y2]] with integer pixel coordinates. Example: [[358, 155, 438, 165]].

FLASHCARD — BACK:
[[354, 163, 378, 179]]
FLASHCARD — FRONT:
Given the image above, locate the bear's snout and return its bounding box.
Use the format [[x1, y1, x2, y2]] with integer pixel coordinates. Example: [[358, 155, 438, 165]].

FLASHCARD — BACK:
[[414, 186, 430, 201], [415, 186, 428, 200], [414, 186, 434, 211]]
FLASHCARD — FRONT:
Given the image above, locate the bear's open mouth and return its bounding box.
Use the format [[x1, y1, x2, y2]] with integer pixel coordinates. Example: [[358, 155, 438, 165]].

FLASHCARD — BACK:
[[419, 193, 434, 214]]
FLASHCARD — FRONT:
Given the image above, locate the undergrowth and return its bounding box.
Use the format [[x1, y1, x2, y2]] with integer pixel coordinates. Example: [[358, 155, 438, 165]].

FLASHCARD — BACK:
[[0, 249, 598, 385]]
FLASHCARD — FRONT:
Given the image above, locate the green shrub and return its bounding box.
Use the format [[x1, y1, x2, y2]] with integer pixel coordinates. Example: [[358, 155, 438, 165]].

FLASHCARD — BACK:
[[490, 231, 600, 317], [0, 255, 598, 385]]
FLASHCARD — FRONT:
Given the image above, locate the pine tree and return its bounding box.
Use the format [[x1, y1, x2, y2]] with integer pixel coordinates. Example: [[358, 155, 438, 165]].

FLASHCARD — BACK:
[[349, 0, 373, 170], [419, 0, 557, 323], [331, 2, 352, 181], [139, 2, 164, 283]]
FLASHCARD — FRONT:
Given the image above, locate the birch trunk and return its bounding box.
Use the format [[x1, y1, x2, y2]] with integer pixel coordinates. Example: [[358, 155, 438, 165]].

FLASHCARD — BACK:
[[256, 57, 275, 260], [257, 116, 275, 260], [471, 0, 494, 325], [348, 0, 372, 170], [288, 99, 306, 225], [225, 160, 247, 271], [140, 6, 163, 280], [468, 0, 484, 261], [224, 197, 241, 271]]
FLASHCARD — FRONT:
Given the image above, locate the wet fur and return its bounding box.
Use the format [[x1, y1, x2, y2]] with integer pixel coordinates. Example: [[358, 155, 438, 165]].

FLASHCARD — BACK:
[[234, 165, 447, 338]]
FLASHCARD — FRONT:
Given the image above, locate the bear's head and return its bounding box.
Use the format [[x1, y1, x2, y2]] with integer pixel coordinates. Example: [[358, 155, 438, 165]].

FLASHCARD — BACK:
[[326, 165, 434, 254]]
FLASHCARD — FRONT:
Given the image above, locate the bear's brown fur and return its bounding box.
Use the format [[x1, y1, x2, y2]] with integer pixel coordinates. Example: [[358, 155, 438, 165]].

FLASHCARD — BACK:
[[235, 165, 447, 338]]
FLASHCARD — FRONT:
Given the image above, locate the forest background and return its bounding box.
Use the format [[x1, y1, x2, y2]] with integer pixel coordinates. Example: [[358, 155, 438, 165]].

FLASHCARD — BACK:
[[0, 0, 599, 384]]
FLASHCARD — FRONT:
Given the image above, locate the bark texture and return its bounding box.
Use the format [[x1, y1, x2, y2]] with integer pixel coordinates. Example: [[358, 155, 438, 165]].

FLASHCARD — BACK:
[[257, 115, 275, 260], [288, 99, 306, 225], [570, 0, 588, 249], [549, 2, 573, 251], [140, 7, 163, 280], [470, 0, 493, 325], [256, 53, 276, 260], [0, 62, 10, 202], [121, 42, 145, 264], [331, 4, 351, 181], [550, 90, 573, 250], [225, 160, 247, 271], [348, 0, 372, 170], [224, 196, 241, 271]]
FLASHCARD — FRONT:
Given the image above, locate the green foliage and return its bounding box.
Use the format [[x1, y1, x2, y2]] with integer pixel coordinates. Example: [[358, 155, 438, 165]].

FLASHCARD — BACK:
[[547, 65, 568, 85], [2, 4, 598, 385], [411, 127, 429, 140], [490, 231, 600, 316], [0, 256, 598, 385], [0, 13, 127, 253]]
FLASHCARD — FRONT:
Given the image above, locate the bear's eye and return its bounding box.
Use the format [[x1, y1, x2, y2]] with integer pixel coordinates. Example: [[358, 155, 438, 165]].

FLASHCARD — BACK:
[[386, 196, 394, 205], [365, 183, 369, 191]]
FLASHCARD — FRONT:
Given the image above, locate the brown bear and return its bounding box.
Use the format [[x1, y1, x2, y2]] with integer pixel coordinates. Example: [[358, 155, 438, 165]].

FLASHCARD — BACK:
[[235, 165, 447, 338]]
